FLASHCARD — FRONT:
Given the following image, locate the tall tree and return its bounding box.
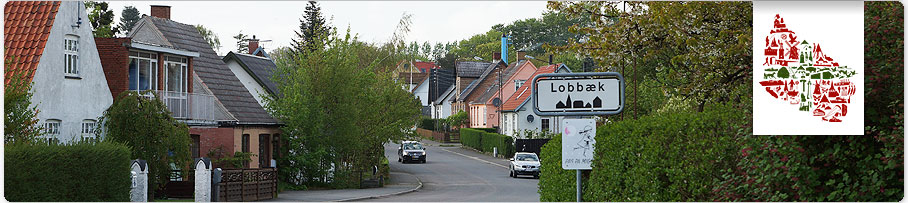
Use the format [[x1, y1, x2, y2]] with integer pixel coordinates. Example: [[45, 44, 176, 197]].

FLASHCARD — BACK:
[[117, 6, 140, 35], [84, 1, 118, 38], [292, 1, 333, 54], [234, 31, 250, 53], [195, 25, 222, 54]]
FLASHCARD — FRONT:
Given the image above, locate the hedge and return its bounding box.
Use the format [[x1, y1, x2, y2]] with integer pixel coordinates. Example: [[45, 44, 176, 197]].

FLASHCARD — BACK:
[[460, 128, 484, 150], [419, 117, 440, 131], [459, 128, 515, 157], [5, 141, 132, 202], [538, 134, 589, 202]]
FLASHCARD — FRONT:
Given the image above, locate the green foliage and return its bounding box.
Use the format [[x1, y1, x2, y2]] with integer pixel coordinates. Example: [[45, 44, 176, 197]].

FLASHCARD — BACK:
[[548, 1, 753, 112], [444, 110, 469, 130], [4, 65, 42, 145], [292, 1, 333, 54], [268, 27, 421, 188], [538, 134, 588, 201], [493, 11, 591, 56], [5, 141, 131, 201], [459, 128, 513, 157], [99, 91, 191, 191], [586, 104, 745, 202], [85, 1, 118, 38], [448, 30, 516, 63], [195, 24, 221, 53], [117, 6, 140, 34], [419, 117, 441, 131], [459, 128, 484, 150], [234, 31, 250, 53], [207, 146, 254, 169]]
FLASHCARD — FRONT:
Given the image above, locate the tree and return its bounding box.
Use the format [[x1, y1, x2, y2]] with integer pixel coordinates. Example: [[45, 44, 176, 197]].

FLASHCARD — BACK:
[[234, 31, 250, 53], [99, 91, 191, 193], [292, 1, 333, 54], [195, 24, 222, 54], [268, 23, 421, 188], [493, 11, 591, 56], [117, 6, 140, 35], [84, 1, 118, 38], [4, 64, 42, 145], [448, 30, 516, 63], [548, 1, 753, 113]]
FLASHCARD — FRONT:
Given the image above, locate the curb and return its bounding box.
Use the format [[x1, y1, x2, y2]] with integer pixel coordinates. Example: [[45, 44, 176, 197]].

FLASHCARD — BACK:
[[335, 172, 423, 202]]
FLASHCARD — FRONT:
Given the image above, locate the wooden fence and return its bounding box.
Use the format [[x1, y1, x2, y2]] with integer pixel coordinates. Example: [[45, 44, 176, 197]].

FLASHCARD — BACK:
[[416, 128, 459, 143], [218, 168, 277, 202]]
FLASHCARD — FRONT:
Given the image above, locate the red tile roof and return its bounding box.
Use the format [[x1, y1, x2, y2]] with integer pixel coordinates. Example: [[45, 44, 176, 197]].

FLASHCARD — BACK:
[[413, 61, 440, 72], [4, 1, 60, 85], [501, 63, 561, 111]]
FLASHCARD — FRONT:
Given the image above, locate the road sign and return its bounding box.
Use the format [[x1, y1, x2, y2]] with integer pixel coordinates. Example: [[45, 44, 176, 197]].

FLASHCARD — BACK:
[[562, 118, 596, 170], [532, 72, 625, 116]]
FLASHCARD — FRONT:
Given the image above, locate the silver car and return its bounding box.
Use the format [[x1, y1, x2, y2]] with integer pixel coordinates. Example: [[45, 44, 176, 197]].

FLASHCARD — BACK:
[[509, 152, 540, 178], [398, 141, 427, 163]]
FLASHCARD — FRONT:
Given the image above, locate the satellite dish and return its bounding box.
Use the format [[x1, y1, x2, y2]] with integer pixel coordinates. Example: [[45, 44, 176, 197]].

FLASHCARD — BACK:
[[492, 98, 501, 107], [527, 115, 535, 123]]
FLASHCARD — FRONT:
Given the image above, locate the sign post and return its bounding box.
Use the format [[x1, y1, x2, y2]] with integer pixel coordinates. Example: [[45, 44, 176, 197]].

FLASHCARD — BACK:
[[532, 72, 624, 202]]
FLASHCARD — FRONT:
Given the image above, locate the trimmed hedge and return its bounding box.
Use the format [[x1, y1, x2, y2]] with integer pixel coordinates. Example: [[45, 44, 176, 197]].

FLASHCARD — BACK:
[[538, 134, 588, 202], [419, 118, 440, 131], [460, 128, 484, 150], [5, 141, 132, 202], [459, 128, 515, 157]]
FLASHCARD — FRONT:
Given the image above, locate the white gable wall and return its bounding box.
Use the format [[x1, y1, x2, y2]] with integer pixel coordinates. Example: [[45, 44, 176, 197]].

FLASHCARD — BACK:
[[30, 1, 113, 143], [225, 58, 269, 108], [413, 79, 430, 106]]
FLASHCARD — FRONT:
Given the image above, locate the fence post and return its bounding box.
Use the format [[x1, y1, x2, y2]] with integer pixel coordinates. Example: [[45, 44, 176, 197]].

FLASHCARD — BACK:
[[194, 158, 212, 202], [212, 168, 222, 202], [130, 159, 148, 202]]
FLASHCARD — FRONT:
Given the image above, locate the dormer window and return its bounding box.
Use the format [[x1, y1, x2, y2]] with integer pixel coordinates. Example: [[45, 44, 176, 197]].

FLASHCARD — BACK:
[[515, 79, 526, 91], [64, 35, 80, 77]]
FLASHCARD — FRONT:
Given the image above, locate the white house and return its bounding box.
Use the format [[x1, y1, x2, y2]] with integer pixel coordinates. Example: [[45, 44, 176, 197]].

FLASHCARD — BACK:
[[222, 46, 280, 108], [500, 64, 571, 138], [5, 1, 114, 143]]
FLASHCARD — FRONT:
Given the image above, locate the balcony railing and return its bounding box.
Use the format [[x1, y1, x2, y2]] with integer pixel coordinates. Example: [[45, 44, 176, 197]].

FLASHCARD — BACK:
[[137, 90, 219, 121]]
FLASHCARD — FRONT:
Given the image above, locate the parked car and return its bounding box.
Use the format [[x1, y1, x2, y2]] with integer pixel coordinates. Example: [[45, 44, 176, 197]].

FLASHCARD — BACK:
[[509, 152, 540, 178], [398, 141, 427, 163]]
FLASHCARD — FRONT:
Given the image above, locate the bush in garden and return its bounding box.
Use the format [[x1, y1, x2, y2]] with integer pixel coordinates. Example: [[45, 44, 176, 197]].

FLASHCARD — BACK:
[[460, 128, 484, 150], [5, 141, 131, 202]]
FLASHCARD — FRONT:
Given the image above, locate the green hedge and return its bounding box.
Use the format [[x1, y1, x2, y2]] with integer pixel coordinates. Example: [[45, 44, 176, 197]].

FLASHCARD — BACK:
[[481, 132, 515, 158], [419, 118, 440, 131], [460, 128, 484, 150], [5, 141, 132, 202], [538, 134, 589, 202], [459, 128, 514, 157]]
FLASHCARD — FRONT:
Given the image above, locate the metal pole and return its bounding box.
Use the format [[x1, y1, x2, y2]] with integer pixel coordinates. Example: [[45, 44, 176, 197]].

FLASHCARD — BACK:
[[576, 170, 582, 202]]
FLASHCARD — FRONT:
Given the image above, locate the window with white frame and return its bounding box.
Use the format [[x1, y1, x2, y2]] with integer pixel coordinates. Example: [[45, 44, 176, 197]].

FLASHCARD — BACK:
[[82, 119, 97, 140], [44, 119, 61, 144], [515, 79, 526, 91], [164, 55, 188, 93], [64, 35, 80, 76], [129, 51, 159, 92], [541, 118, 550, 132]]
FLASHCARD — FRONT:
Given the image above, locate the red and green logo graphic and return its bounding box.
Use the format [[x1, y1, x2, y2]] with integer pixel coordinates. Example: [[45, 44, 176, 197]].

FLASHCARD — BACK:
[[759, 14, 857, 122]]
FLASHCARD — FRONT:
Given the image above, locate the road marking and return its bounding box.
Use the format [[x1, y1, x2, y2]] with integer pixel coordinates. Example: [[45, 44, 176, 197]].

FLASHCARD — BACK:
[[441, 148, 509, 169]]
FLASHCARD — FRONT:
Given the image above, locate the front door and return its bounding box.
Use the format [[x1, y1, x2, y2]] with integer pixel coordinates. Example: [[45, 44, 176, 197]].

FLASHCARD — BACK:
[[259, 134, 271, 168]]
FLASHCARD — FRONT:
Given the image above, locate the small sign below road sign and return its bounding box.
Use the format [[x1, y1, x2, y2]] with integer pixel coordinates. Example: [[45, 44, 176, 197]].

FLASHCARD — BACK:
[[562, 118, 595, 170]]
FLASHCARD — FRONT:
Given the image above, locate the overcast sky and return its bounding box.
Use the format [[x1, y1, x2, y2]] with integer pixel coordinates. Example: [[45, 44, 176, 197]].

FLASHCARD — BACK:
[[107, 1, 549, 55]]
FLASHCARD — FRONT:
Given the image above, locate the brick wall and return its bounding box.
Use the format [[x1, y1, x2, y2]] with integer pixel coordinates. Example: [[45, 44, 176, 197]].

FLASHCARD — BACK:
[[95, 37, 131, 99], [190, 127, 235, 162]]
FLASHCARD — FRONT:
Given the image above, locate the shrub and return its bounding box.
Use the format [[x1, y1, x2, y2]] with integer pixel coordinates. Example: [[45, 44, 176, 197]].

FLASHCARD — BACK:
[[5, 141, 131, 201], [580, 104, 744, 202], [481, 132, 514, 158], [419, 117, 443, 131], [460, 128, 484, 150], [473, 128, 497, 133], [538, 134, 589, 202]]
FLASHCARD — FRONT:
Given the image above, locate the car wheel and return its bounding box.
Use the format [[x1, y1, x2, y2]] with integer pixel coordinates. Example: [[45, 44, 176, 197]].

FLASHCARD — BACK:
[[422, 160, 426, 163], [534, 174, 539, 179], [509, 170, 513, 177], [398, 157, 401, 162]]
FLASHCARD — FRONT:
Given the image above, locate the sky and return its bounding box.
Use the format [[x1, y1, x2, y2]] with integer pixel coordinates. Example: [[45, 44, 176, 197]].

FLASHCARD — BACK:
[[107, 1, 549, 55]]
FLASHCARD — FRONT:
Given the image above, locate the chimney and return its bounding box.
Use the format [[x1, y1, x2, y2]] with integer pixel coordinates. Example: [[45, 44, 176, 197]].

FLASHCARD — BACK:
[[517, 51, 526, 61], [492, 52, 501, 61], [248, 35, 259, 55], [150, 5, 171, 19]]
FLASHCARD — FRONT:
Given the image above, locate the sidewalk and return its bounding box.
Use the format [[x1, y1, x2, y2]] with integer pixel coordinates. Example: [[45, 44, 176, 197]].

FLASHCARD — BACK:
[[269, 171, 422, 202]]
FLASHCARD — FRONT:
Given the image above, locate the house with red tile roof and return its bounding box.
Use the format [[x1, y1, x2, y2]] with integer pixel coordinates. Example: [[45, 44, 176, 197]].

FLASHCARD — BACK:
[[466, 52, 539, 129], [5, 1, 114, 143], [500, 63, 572, 138]]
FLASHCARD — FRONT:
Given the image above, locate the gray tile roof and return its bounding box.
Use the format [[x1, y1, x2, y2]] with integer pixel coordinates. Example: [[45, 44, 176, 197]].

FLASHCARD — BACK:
[[224, 52, 281, 97], [145, 16, 277, 124], [457, 61, 504, 101], [456, 61, 492, 78]]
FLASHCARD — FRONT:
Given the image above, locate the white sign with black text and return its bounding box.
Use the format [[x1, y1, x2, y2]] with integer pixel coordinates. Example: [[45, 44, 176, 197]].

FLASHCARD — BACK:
[[562, 118, 596, 170], [536, 78, 622, 112]]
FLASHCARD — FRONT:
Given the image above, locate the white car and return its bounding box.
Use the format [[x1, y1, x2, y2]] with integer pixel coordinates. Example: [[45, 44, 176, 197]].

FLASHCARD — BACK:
[[398, 141, 427, 163], [509, 152, 540, 178]]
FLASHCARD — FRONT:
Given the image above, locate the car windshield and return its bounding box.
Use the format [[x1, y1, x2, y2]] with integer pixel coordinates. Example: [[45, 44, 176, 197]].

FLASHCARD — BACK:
[[516, 154, 538, 161], [404, 143, 423, 150]]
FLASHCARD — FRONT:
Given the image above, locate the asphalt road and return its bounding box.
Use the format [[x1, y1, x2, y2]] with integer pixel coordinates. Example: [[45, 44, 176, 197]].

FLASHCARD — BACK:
[[365, 140, 540, 202]]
